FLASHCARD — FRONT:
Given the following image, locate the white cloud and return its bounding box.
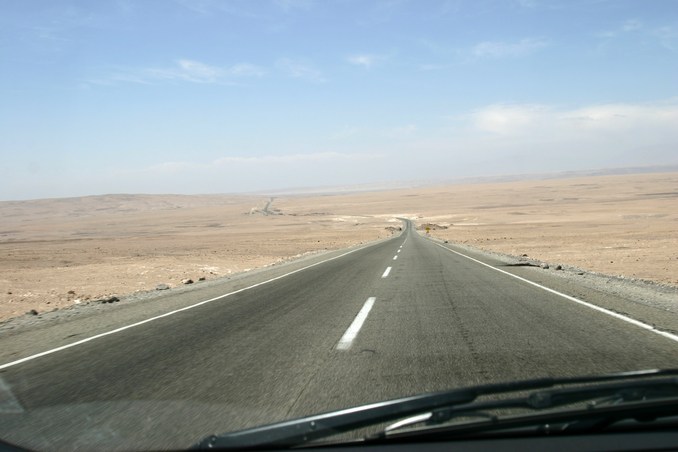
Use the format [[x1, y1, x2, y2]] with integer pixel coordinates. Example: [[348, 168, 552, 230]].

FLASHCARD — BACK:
[[468, 101, 678, 135], [276, 58, 326, 82], [173, 59, 221, 82], [472, 38, 548, 58], [440, 100, 678, 176], [347, 54, 382, 68], [229, 63, 266, 77], [560, 102, 678, 130], [469, 104, 550, 134]]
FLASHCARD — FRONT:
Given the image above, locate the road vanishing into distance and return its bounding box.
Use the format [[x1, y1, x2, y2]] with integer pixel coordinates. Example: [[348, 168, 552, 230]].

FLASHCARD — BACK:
[[1, 219, 677, 449]]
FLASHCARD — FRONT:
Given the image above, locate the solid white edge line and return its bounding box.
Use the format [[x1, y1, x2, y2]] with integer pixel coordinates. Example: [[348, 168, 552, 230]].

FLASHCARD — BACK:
[[432, 242, 678, 344], [0, 243, 379, 371], [382, 267, 392, 278], [336, 297, 376, 350]]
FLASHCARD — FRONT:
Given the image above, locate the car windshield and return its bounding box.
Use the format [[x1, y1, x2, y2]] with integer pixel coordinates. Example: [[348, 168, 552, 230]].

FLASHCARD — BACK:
[[1, 1, 677, 450]]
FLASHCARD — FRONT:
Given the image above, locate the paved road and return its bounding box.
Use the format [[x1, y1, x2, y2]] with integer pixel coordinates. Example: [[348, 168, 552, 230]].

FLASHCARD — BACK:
[[1, 220, 677, 450]]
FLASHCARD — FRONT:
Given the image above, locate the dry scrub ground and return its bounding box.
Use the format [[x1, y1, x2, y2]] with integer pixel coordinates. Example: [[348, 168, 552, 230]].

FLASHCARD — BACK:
[[413, 173, 678, 286], [0, 194, 395, 321], [1, 172, 676, 322]]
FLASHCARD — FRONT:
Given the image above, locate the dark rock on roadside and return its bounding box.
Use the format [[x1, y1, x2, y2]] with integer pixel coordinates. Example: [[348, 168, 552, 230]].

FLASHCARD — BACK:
[[182, 279, 194, 285], [99, 296, 120, 304], [540, 263, 550, 269], [27, 309, 38, 316]]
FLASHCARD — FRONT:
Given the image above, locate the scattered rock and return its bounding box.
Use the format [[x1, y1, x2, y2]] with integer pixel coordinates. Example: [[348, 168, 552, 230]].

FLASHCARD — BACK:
[[417, 223, 448, 231], [198, 277, 206, 281], [444, 240, 449, 243], [73, 299, 82, 304], [156, 283, 170, 290], [182, 279, 194, 285], [555, 265, 563, 271], [67, 290, 76, 295], [7, 291, 12, 295], [521, 254, 529, 257], [27, 309, 38, 316], [540, 263, 550, 269], [577, 272, 585, 275], [99, 296, 120, 304]]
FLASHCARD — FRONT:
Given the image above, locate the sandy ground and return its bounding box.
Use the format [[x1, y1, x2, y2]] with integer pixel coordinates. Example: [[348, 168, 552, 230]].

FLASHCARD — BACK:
[[1, 172, 676, 322]]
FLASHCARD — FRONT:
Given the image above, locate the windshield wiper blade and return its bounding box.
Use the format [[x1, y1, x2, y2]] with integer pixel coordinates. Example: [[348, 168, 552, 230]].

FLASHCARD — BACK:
[[193, 369, 678, 450], [379, 375, 678, 437]]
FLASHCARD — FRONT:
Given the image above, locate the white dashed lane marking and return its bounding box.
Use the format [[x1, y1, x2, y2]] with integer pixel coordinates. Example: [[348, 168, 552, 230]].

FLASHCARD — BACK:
[[336, 297, 376, 350]]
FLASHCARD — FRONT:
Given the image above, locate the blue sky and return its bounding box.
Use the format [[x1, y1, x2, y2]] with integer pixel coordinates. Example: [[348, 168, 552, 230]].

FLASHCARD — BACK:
[[1, 0, 677, 200]]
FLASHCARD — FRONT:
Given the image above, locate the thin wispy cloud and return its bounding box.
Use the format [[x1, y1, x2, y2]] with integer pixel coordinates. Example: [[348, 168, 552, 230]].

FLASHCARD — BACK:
[[214, 152, 381, 164], [622, 19, 643, 32], [653, 25, 678, 51], [139, 100, 678, 192], [596, 19, 677, 52], [383, 124, 418, 139], [356, 0, 408, 26], [472, 38, 548, 58], [276, 58, 326, 83], [145, 152, 383, 175], [273, 0, 315, 12], [515, 0, 538, 7], [88, 59, 265, 86], [174, 0, 263, 18], [31, 25, 72, 42], [597, 19, 644, 39]]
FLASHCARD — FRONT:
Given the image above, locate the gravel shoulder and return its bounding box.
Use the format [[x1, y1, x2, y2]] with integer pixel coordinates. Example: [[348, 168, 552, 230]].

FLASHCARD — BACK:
[[423, 233, 678, 336], [0, 238, 392, 364]]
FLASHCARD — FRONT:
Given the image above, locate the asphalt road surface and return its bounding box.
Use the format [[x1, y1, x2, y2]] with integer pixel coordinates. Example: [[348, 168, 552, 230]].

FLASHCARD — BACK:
[[1, 220, 677, 450]]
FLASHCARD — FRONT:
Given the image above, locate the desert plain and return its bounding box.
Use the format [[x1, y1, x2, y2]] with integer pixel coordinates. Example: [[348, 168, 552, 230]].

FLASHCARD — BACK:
[[1, 171, 677, 322]]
